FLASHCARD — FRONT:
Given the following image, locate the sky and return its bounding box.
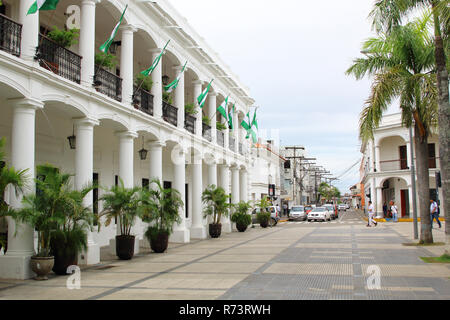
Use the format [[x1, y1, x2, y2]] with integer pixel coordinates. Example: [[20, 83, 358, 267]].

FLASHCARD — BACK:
[[167, 0, 387, 193]]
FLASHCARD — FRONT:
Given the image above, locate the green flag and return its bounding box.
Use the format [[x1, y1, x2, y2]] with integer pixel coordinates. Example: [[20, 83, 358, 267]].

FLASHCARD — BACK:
[[241, 111, 257, 144], [228, 104, 235, 130], [217, 96, 229, 119], [27, 0, 59, 15], [141, 40, 170, 77], [164, 61, 187, 93], [197, 80, 213, 109], [251, 109, 258, 130], [100, 5, 128, 53]]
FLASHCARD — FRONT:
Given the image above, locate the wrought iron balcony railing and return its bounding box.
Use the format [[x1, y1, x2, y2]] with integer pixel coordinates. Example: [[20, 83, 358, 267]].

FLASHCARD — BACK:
[[0, 14, 21, 57], [184, 113, 196, 134], [202, 123, 212, 142], [36, 34, 82, 84], [93, 65, 122, 102], [229, 136, 235, 151], [217, 130, 224, 147], [162, 101, 178, 127], [133, 86, 153, 116]]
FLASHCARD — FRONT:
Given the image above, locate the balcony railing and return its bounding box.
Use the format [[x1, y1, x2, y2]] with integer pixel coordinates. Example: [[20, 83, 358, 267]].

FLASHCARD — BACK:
[[239, 143, 243, 155], [0, 14, 21, 57], [94, 65, 122, 102], [133, 86, 153, 116], [217, 130, 224, 147], [229, 136, 235, 151], [162, 101, 178, 127], [380, 159, 408, 171], [184, 113, 196, 134], [202, 123, 212, 142], [36, 34, 82, 84]]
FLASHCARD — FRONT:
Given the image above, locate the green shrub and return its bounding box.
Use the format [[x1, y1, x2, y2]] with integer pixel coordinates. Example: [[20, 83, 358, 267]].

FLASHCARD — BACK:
[[95, 52, 117, 70], [231, 201, 252, 227], [202, 116, 211, 125], [216, 122, 227, 131], [135, 73, 153, 92], [47, 26, 79, 48], [184, 103, 198, 115], [163, 91, 173, 104]]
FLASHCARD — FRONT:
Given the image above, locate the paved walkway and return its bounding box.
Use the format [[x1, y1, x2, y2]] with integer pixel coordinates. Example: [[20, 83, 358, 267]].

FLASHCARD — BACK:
[[0, 210, 449, 300]]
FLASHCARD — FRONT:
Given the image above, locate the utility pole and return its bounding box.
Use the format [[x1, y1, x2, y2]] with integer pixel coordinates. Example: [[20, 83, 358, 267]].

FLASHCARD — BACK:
[[284, 146, 315, 205]]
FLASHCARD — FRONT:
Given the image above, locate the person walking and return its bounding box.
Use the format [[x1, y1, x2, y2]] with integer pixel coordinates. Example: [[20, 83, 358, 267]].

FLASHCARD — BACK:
[[367, 201, 377, 227], [390, 201, 398, 222], [383, 202, 387, 217], [430, 199, 441, 229]]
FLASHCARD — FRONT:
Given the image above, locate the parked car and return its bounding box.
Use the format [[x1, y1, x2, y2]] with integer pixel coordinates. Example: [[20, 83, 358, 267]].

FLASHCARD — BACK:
[[251, 206, 280, 226], [304, 205, 313, 215], [289, 206, 307, 221], [346, 203, 350, 209], [323, 204, 337, 219], [307, 207, 331, 222], [338, 204, 347, 211]]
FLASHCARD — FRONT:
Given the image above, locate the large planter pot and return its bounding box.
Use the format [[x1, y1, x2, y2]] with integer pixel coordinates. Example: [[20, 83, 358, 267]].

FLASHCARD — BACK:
[[209, 223, 222, 238], [259, 220, 269, 228], [116, 235, 135, 260], [30, 256, 54, 281], [52, 250, 78, 275], [236, 224, 248, 232], [150, 232, 169, 253]]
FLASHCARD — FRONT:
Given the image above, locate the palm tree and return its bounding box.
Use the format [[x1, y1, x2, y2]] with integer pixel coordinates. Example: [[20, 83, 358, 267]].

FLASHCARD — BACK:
[[202, 185, 231, 225], [0, 137, 29, 252], [369, 0, 449, 243], [346, 15, 438, 243]]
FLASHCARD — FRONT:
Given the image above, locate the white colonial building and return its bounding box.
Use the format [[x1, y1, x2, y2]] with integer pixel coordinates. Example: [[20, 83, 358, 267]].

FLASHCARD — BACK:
[[0, 0, 274, 279], [360, 113, 443, 218]]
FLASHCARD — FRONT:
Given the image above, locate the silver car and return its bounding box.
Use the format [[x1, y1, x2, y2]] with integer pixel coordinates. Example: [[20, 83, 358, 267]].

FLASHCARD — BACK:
[[289, 206, 307, 221]]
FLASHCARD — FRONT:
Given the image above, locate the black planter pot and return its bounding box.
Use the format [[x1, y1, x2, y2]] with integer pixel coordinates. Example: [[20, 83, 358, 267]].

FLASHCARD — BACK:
[[236, 224, 248, 232], [150, 232, 169, 253], [209, 223, 222, 238], [116, 235, 135, 260], [52, 250, 78, 275], [260, 220, 269, 228]]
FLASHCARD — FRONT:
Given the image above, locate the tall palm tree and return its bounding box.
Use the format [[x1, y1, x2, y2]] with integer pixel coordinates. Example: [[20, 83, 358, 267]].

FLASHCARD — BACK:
[[346, 16, 438, 243], [369, 0, 449, 243]]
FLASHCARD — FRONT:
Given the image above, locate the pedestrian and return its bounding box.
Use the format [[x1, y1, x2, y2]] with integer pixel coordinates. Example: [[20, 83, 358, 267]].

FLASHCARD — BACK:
[[283, 203, 287, 216], [383, 202, 387, 217], [276, 203, 281, 216], [430, 199, 441, 229], [390, 201, 398, 222], [367, 201, 377, 227]]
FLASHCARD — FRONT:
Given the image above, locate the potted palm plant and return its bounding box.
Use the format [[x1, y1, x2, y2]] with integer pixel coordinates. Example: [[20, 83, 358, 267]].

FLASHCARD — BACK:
[[231, 201, 252, 232], [202, 185, 231, 238], [256, 196, 271, 228], [99, 179, 143, 260], [140, 179, 183, 253]]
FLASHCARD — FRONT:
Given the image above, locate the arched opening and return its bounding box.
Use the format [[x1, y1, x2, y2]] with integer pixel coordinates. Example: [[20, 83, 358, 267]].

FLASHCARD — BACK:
[[378, 135, 408, 171], [380, 177, 409, 218]]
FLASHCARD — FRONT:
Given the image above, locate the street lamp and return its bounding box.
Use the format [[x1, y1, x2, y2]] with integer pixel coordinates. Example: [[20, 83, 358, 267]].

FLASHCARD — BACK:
[[67, 125, 76, 150], [138, 137, 148, 161]]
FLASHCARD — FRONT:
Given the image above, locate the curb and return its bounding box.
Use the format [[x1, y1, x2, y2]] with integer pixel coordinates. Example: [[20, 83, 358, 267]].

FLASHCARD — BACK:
[[363, 217, 445, 223]]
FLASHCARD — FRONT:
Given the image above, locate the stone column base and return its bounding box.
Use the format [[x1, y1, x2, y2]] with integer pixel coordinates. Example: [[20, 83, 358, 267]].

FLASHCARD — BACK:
[[221, 220, 232, 233], [78, 241, 100, 266], [0, 254, 34, 280], [190, 226, 207, 240], [170, 229, 190, 243]]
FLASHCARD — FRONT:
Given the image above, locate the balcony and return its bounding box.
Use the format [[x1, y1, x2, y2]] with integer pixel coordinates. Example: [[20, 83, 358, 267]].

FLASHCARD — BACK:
[[0, 14, 21, 57], [380, 159, 408, 171], [229, 136, 235, 152], [217, 130, 224, 147], [239, 143, 243, 155], [162, 101, 178, 127], [184, 113, 196, 134], [202, 123, 212, 142], [36, 34, 82, 84], [133, 86, 153, 116], [94, 65, 122, 102]]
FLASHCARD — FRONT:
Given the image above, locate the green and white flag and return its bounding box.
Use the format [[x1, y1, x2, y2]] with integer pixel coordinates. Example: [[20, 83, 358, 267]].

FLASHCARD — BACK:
[[251, 109, 258, 131], [197, 79, 213, 109], [228, 104, 235, 130], [100, 5, 128, 53], [164, 61, 187, 93], [27, 0, 59, 15], [217, 96, 229, 119], [141, 40, 170, 77], [241, 111, 257, 144]]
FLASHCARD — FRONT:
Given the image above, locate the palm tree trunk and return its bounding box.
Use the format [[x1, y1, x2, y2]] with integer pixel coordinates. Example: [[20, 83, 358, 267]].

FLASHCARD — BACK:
[[431, 2, 450, 244], [414, 125, 433, 243]]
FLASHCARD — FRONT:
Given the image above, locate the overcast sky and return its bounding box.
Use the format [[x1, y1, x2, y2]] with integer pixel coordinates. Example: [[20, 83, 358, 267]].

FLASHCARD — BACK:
[[168, 0, 386, 193]]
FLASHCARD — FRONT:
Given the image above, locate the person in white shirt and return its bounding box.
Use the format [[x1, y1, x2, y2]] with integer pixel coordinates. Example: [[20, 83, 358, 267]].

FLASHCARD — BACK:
[[390, 201, 398, 222], [367, 201, 377, 227], [430, 199, 441, 229]]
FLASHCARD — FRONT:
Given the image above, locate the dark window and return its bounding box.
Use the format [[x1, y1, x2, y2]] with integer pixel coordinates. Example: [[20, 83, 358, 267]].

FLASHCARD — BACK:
[[399, 145, 408, 170], [185, 184, 189, 219], [142, 178, 149, 190], [0, 4, 6, 15], [428, 144, 436, 169], [114, 175, 118, 224], [93, 173, 99, 225], [163, 181, 172, 190]]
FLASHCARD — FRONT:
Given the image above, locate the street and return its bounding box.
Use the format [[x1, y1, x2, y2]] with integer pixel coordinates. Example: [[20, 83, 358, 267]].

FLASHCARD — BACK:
[[0, 210, 449, 300]]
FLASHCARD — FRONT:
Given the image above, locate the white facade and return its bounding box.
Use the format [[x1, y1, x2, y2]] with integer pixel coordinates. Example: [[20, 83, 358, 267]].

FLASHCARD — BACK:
[[360, 113, 443, 218], [0, 0, 266, 279]]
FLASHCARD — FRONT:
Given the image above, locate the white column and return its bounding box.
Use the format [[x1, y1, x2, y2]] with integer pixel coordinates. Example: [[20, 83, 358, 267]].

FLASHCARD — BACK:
[[119, 25, 137, 106], [79, 0, 100, 85], [408, 185, 414, 217], [0, 98, 43, 280], [173, 65, 185, 130], [406, 140, 412, 168], [219, 164, 232, 233], [148, 141, 164, 184], [74, 118, 100, 265], [170, 147, 190, 243], [190, 160, 206, 239], [208, 93, 217, 144], [193, 80, 203, 137], [376, 187, 383, 217], [208, 161, 217, 187], [19, 0, 39, 60], [233, 109, 239, 152], [150, 48, 163, 119], [375, 144, 381, 172], [240, 169, 248, 202], [231, 166, 240, 204]]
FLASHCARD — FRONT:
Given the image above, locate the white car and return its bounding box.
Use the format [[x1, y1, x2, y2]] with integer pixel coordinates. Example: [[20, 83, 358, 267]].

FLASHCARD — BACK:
[[307, 207, 331, 222], [289, 206, 307, 221], [338, 204, 347, 211], [323, 205, 337, 219]]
